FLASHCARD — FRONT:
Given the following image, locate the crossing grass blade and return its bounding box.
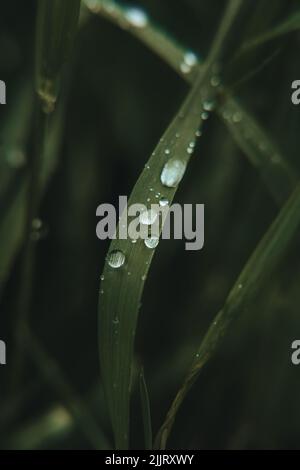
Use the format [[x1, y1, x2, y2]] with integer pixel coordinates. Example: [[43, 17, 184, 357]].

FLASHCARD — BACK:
[[155, 181, 300, 449], [139, 368, 152, 450], [36, 0, 81, 113], [98, 0, 243, 449], [85, 0, 296, 205], [239, 10, 300, 54]]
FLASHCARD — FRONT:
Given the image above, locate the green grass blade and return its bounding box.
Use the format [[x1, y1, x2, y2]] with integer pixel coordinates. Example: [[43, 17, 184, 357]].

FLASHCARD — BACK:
[[239, 10, 300, 54], [36, 0, 81, 113], [218, 96, 297, 204], [155, 181, 300, 449], [98, 0, 243, 449], [139, 368, 152, 450], [85, 0, 296, 205], [25, 328, 111, 450]]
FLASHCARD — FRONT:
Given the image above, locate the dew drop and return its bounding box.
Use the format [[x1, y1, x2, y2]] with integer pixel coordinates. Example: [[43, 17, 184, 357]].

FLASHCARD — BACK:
[[183, 51, 198, 67], [164, 148, 171, 155], [6, 147, 26, 169], [107, 250, 126, 269], [125, 7, 148, 28], [180, 63, 191, 74], [160, 159, 187, 188], [144, 236, 159, 249], [233, 112, 242, 123], [139, 208, 158, 225], [203, 99, 216, 112], [159, 197, 169, 207], [210, 75, 221, 88], [100, 274, 105, 281], [201, 111, 209, 121]]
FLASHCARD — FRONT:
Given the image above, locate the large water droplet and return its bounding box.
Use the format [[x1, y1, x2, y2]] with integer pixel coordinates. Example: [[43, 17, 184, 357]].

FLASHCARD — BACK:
[[139, 209, 158, 225], [144, 236, 159, 249], [125, 7, 148, 28], [107, 250, 126, 269], [161, 159, 187, 188]]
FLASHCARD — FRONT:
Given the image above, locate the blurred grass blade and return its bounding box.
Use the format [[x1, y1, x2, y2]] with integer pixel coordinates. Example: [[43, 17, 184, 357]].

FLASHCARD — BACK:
[[98, 0, 243, 449], [36, 0, 81, 113], [85, 0, 296, 205], [0, 81, 33, 204], [155, 181, 300, 449], [218, 96, 297, 204], [239, 10, 300, 54], [25, 328, 111, 450], [139, 368, 152, 450]]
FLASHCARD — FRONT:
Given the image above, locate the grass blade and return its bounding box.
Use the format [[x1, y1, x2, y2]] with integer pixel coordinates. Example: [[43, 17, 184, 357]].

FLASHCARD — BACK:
[[36, 0, 81, 113], [155, 181, 300, 449], [98, 0, 243, 449], [139, 368, 152, 450], [85, 0, 296, 205]]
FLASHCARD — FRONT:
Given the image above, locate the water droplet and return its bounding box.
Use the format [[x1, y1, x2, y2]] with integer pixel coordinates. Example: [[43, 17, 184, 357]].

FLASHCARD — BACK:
[[201, 111, 209, 121], [6, 147, 26, 169], [159, 197, 169, 207], [180, 63, 191, 74], [30, 218, 46, 242], [100, 274, 105, 281], [238, 283, 243, 290], [141, 274, 146, 281], [107, 250, 126, 269], [187, 147, 194, 155], [164, 149, 171, 155], [132, 239, 137, 244], [161, 159, 187, 188], [203, 99, 216, 112], [139, 209, 158, 225], [113, 317, 119, 325], [210, 75, 221, 88], [195, 130, 202, 138], [125, 7, 148, 28], [233, 112, 242, 123], [183, 51, 198, 67], [144, 236, 159, 249]]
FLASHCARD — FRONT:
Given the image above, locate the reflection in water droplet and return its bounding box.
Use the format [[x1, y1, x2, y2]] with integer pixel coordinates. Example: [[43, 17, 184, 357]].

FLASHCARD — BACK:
[[161, 159, 187, 188], [107, 250, 126, 269]]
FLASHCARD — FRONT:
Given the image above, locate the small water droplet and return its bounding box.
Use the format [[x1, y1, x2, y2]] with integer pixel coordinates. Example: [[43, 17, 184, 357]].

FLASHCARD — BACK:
[[132, 239, 137, 244], [180, 62, 191, 74], [203, 99, 216, 112], [139, 209, 158, 225], [210, 75, 221, 88], [141, 274, 146, 281], [107, 250, 126, 269], [201, 111, 209, 121], [125, 7, 148, 28], [195, 130, 202, 138], [100, 274, 105, 281], [232, 112, 242, 123], [144, 236, 159, 249], [183, 51, 198, 67], [30, 218, 46, 242], [6, 147, 26, 169], [238, 283, 243, 290], [164, 148, 171, 155], [161, 159, 187, 188], [159, 197, 169, 207], [113, 317, 119, 325]]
